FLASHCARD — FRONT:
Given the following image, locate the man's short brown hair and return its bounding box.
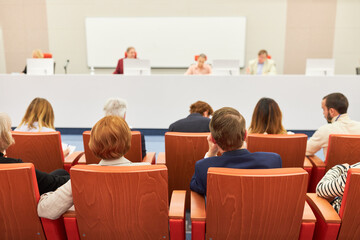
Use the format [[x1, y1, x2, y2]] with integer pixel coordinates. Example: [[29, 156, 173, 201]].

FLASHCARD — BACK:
[[89, 116, 131, 160], [258, 49, 268, 56], [189, 101, 214, 116], [209, 107, 246, 151]]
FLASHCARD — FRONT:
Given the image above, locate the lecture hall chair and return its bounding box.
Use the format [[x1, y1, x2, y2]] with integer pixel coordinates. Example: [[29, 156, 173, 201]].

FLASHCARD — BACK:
[[307, 134, 360, 193], [0, 163, 67, 240], [80, 130, 155, 164], [62, 165, 186, 240], [306, 168, 360, 240], [247, 133, 313, 178], [157, 132, 209, 209], [6, 131, 84, 173], [191, 168, 316, 240]]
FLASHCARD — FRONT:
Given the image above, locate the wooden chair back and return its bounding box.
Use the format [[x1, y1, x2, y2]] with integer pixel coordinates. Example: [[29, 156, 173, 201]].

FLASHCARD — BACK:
[[337, 168, 360, 239], [83, 131, 143, 164], [165, 132, 209, 208], [6, 131, 64, 173], [206, 167, 308, 239], [0, 163, 46, 239], [325, 134, 360, 172], [247, 133, 307, 168], [70, 164, 169, 239]]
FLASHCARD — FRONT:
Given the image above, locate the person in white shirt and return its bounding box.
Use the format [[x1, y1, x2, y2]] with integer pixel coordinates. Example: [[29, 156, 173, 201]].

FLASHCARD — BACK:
[[37, 115, 150, 220], [246, 50, 276, 75], [306, 93, 360, 158]]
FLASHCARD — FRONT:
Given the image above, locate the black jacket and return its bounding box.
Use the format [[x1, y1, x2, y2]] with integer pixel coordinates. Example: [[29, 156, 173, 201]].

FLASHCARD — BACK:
[[0, 152, 70, 195]]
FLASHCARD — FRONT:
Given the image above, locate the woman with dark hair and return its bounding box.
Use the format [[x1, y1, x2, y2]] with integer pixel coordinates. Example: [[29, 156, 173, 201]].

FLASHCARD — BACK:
[[248, 97, 287, 134]]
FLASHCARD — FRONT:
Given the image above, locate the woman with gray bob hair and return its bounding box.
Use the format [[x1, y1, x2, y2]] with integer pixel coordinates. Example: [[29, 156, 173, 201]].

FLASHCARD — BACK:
[[103, 98, 128, 118]]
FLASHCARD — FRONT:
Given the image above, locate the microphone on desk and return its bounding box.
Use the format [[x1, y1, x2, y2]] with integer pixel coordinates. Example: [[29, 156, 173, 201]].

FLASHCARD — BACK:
[[64, 59, 70, 74]]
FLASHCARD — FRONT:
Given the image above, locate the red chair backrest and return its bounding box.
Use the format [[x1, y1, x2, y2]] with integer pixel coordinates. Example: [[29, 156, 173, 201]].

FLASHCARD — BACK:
[[43, 53, 52, 58], [325, 134, 360, 172], [247, 133, 307, 168], [165, 132, 209, 209], [338, 168, 360, 239], [6, 131, 64, 173], [0, 163, 46, 239], [195, 55, 207, 61], [83, 131, 143, 164], [206, 167, 308, 239], [71, 164, 169, 239]]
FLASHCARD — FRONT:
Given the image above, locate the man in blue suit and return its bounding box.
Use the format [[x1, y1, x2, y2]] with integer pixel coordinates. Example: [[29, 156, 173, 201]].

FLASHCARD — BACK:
[[190, 107, 282, 195]]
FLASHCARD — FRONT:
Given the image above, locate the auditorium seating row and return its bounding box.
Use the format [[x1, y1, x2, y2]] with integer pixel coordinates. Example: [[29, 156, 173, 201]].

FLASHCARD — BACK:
[[2, 132, 360, 239]]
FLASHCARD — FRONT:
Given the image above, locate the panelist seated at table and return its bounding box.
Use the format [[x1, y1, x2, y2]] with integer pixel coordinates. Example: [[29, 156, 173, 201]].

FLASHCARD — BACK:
[[246, 49, 276, 75], [185, 53, 212, 75], [113, 46, 137, 74], [22, 49, 44, 74]]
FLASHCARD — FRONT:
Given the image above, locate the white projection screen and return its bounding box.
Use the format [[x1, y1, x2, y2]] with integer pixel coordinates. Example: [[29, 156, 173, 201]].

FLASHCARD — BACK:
[[85, 17, 246, 68]]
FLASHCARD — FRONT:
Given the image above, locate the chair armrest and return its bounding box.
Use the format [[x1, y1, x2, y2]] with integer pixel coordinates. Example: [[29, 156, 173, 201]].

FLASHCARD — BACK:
[[169, 190, 186, 240], [64, 151, 85, 166], [62, 210, 76, 218], [191, 191, 206, 240], [303, 157, 313, 168], [307, 155, 326, 168], [303, 201, 316, 223], [299, 202, 316, 240], [306, 193, 341, 240], [156, 152, 166, 164], [306, 193, 340, 223], [62, 210, 80, 240], [169, 190, 186, 220], [190, 191, 206, 222], [142, 152, 156, 164]]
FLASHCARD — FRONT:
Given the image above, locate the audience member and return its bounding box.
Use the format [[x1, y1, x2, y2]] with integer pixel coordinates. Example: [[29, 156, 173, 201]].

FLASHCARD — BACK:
[[15, 97, 74, 156], [37, 115, 150, 220], [247, 49, 276, 75], [306, 93, 360, 157], [248, 97, 287, 134], [185, 53, 212, 75], [169, 101, 213, 132], [103, 98, 146, 158], [190, 107, 282, 195], [113, 46, 137, 74], [0, 112, 69, 195], [316, 162, 360, 213]]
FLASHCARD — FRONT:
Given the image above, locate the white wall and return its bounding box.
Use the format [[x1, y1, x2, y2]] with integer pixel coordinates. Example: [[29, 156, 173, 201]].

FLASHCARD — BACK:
[[45, 0, 287, 74], [0, 28, 6, 73], [333, 0, 360, 74]]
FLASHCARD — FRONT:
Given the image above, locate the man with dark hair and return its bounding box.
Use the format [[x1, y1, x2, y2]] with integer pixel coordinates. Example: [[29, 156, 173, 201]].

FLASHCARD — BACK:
[[306, 92, 360, 158], [168, 101, 213, 132], [190, 107, 282, 195]]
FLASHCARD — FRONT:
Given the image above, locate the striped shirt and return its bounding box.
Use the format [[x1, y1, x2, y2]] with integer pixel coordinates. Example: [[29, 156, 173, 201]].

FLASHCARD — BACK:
[[316, 162, 360, 213]]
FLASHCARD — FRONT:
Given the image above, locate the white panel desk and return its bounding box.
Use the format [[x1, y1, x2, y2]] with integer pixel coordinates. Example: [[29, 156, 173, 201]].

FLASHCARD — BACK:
[[1, 74, 359, 130]]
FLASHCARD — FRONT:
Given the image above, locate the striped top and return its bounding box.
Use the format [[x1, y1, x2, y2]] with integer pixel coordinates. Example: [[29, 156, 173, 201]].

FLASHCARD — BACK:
[[316, 162, 360, 213]]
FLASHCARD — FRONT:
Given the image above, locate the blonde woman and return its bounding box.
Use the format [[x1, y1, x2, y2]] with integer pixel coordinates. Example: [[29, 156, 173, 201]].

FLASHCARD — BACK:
[[15, 97, 74, 155], [0, 112, 70, 194], [22, 49, 44, 74]]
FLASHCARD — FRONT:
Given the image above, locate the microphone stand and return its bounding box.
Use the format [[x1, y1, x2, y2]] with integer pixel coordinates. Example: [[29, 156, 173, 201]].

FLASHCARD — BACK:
[[64, 59, 70, 74]]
